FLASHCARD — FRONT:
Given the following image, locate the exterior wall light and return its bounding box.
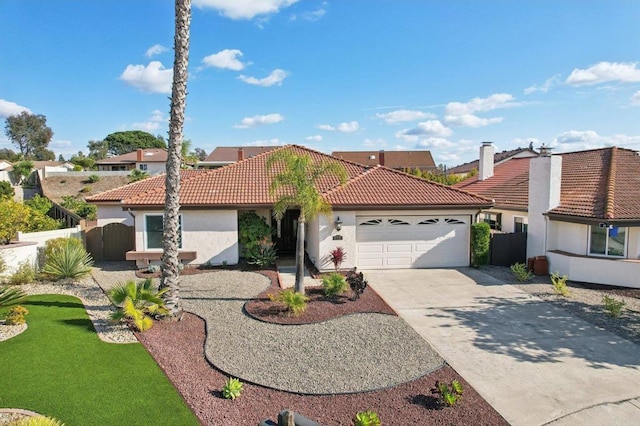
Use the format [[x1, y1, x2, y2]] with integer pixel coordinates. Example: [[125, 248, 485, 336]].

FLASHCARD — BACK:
[[334, 216, 343, 231]]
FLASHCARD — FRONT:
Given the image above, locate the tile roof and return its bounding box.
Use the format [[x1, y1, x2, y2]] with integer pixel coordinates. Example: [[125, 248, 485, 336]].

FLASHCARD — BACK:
[[448, 147, 537, 174], [332, 150, 436, 169], [88, 145, 492, 209], [95, 148, 168, 164], [453, 147, 640, 220], [203, 146, 279, 162]]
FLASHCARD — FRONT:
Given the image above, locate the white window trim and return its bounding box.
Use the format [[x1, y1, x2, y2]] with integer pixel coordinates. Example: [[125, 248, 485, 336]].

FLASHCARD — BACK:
[[587, 225, 627, 258], [143, 213, 183, 250]]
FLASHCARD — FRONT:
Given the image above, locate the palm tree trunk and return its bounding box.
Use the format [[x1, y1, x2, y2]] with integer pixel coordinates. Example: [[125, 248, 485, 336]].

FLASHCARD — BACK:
[[160, 0, 191, 320], [295, 215, 306, 293]]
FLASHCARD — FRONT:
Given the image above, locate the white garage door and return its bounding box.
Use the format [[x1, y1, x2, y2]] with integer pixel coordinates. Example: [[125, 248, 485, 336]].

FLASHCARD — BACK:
[[356, 215, 470, 269]]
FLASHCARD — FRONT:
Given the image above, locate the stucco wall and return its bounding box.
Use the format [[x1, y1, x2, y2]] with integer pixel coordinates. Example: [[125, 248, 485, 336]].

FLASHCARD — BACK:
[[547, 221, 587, 254], [136, 162, 166, 175], [96, 205, 133, 227], [548, 251, 640, 288], [134, 209, 238, 265], [478, 209, 527, 233]]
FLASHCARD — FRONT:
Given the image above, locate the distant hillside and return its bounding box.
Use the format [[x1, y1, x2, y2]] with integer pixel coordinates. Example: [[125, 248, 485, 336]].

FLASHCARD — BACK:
[[41, 174, 131, 204]]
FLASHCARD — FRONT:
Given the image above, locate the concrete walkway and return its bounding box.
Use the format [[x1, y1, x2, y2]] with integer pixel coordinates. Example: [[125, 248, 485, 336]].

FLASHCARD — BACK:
[[275, 257, 321, 289], [366, 268, 640, 426]]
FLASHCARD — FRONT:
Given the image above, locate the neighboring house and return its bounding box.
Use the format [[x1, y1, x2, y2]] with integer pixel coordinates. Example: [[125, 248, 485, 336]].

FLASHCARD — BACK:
[[455, 142, 640, 288], [88, 145, 492, 270], [331, 150, 436, 171], [198, 146, 279, 168], [95, 149, 168, 174], [448, 143, 538, 177]]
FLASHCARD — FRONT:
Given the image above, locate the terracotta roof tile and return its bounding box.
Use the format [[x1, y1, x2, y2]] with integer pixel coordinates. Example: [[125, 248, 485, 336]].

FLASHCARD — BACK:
[[448, 147, 537, 174], [203, 146, 279, 162], [332, 150, 436, 170], [95, 148, 168, 164]]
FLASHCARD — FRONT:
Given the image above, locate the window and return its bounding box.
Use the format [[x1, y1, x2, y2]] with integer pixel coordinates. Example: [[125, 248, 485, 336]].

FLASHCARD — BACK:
[[388, 218, 410, 226], [482, 213, 502, 231], [139, 164, 148, 171], [418, 218, 439, 225], [359, 219, 382, 226], [590, 225, 626, 257], [514, 217, 528, 233], [444, 218, 465, 225], [145, 214, 182, 249]]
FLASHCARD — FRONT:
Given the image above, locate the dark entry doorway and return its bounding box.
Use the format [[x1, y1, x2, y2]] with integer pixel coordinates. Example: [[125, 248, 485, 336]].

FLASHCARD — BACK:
[[274, 209, 299, 255]]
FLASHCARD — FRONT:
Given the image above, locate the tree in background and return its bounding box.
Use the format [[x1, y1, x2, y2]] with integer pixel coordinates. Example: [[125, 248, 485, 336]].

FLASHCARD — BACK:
[[267, 149, 348, 293], [0, 148, 20, 162], [405, 165, 467, 186], [0, 181, 14, 200], [70, 151, 95, 170], [33, 146, 55, 161], [194, 147, 207, 161], [102, 130, 167, 156], [4, 112, 53, 159], [160, 0, 191, 319], [87, 140, 109, 160]]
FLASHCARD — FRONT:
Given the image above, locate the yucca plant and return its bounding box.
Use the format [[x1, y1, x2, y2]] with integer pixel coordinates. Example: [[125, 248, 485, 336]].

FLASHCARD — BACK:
[[222, 377, 244, 400], [109, 279, 168, 331], [9, 416, 66, 426], [0, 285, 27, 308], [42, 238, 93, 280], [353, 410, 381, 426], [321, 272, 348, 297]]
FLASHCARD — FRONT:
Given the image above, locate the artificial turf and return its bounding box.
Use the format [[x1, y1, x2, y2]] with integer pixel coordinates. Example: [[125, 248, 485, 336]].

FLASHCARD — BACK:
[[0, 294, 200, 426]]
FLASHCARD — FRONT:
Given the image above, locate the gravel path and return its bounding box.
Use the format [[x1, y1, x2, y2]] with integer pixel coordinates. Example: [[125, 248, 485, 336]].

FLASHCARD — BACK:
[[180, 270, 444, 395]]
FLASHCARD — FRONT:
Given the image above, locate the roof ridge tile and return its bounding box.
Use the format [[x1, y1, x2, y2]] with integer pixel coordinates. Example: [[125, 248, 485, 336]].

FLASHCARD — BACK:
[[605, 147, 617, 219]]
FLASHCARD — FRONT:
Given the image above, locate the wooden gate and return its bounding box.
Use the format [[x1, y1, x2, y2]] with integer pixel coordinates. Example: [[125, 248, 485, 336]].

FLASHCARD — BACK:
[[490, 232, 527, 267], [102, 223, 135, 261]]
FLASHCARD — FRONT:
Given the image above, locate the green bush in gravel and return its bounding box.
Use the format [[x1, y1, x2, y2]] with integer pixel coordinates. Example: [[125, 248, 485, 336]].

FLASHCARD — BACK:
[[510, 262, 533, 282], [268, 289, 309, 316], [602, 295, 625, 317], [321, 272, 348, 297]]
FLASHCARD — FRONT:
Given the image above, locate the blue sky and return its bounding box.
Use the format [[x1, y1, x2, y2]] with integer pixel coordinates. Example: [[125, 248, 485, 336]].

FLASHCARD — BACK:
[[1, 0, 639, 166]]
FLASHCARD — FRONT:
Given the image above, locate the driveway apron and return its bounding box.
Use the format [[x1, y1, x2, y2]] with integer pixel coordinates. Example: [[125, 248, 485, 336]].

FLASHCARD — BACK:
[[366, 268, 640, 426]]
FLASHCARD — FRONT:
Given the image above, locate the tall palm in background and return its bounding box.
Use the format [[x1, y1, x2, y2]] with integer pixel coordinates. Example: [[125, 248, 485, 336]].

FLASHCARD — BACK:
[[160, 0, 191, 319], [266, 149, 348, 293]]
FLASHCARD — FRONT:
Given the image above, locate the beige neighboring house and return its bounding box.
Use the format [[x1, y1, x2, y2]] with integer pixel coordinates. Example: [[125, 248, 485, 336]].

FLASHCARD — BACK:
[[198, 146, 279, 168], [95, 148, 168, 174], [332, 150, 437, 171], [88, 145, 492, 270]]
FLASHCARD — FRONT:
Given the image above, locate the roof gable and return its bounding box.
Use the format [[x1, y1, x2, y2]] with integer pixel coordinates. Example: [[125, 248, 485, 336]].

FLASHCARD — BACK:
[[95, 148, 168, 164], [332, 150, 436, 169], [448, 147, 537, 174], [203, 146, 279, 162]]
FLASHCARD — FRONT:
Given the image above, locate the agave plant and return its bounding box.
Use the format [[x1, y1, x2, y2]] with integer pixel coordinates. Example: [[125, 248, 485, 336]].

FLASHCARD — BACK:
[[0, 285, 27, 308], [109, 279, 168, 331], [42, 238, 93, 280], [222, 377, 244, 400]]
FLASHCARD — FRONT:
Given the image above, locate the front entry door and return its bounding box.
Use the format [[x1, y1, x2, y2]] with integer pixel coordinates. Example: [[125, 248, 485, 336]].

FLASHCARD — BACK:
[[274, 209, 300, 255]]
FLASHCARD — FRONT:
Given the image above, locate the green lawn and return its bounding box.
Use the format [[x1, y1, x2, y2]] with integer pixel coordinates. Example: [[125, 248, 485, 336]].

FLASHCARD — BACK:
[[0, 294, 199, 426]]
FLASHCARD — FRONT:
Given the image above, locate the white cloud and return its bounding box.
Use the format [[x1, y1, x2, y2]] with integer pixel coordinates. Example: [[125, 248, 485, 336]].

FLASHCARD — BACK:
[[550, 130, 640, 152], [316, 121, 360, 133], [290, 3, 327, 21], [202, 49, 246, 71], [444, 114, 503, 128], [131, 110, 166, 132], [565, 62, 640, 86], [245, 138, 283, 146], [120, 61, 172, 94], [305, 135, 322, 142], [376, 109, 435, 124], [631, 90, 640, 106], [415, 137, 456, 149], [398, 120, 452, 140], [445, 93, 517, 116], [238, 69, 288, 86], [193, 0, 298, 20], [146, 44, 168, 57], [524, 75, 561, 95], [363, 138, 387, 148], [0, 99, 31, 117], [234, 113, 284, 128]]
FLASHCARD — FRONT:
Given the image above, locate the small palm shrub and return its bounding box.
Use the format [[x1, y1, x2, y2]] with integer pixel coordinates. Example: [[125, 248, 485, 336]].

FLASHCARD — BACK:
[[321, 272, 348, 297], [353, 411, 381, 426], [222, 377, 244, 400], [328, 247, 346, 271], [510, 262, 533, 282], [8, 261, 36, 285], [0, 286, 27, 308], [4, 305, 29, 325], [551, 271, 570, 297], [346, 268, 368, 301], [109, 279, 168, 331], [248, 238, 278, 267], [433, 379, 464, 407], [87, 174, 100, 183], [9, 416, 66, 426], [268, 289, 309, 316], [602, 295, 625, 318], [42, 238, 93, 280]]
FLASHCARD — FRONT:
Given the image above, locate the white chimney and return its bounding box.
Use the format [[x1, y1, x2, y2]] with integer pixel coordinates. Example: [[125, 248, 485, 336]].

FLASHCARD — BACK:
[[526, 145, 562, 259], [478, 141, 494, 180]]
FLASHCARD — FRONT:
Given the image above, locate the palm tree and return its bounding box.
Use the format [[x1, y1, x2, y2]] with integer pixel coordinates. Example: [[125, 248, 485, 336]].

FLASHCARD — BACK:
[[160, 0, 191, 319], [266, 149, 348, 293]]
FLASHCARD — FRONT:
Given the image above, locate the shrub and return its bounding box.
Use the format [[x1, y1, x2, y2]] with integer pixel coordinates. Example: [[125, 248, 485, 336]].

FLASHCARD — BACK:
[[510, 262, 533, 282], [11, 160, 33, 185], [60, 196, 96, 220], [551, 271, 570, 297], [80, 185, 92, 193], [602, 295, 625, 318], [433, 379, 464, 407], [321, 272, 348, 297], [470, 222, 490, 267], [353, 411, 381, 426], [328, 247, 346, 271], [268, 289, 309, 316], [25, 194, 53, 215], [4, 305, 29, 325], [43, 238, 84, 264], [128, 169, 149, 183], [221, 377, 244, 400], [8, 261, 36, 285], [109, 279, 168, 331], [0, 180, 14, 200], [0, 286, 27, 308], [87, 174, 100, 183], [0, 200, 31, 244], [42, 238, 93, 280], [148, 264, 160, 273], [9, 416, 66, 426], [346, 268, 368, 301], [238, 210, 273, 259], [248, 238, 278, 267]]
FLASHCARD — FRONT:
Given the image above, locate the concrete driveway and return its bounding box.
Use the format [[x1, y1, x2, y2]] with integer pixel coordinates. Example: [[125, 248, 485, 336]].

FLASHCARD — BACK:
[[366, 268, 640, 426]]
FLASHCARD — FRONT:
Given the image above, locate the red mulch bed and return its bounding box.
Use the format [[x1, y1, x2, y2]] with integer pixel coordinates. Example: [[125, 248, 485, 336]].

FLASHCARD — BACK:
[[134, 267, 508, 425]]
